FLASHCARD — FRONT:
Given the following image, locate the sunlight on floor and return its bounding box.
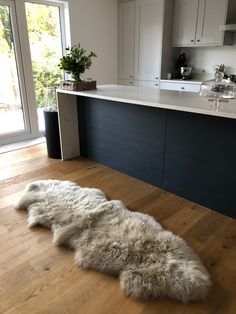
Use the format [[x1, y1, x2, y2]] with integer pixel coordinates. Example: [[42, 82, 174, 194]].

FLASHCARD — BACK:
[[0, 136, 45, 154]]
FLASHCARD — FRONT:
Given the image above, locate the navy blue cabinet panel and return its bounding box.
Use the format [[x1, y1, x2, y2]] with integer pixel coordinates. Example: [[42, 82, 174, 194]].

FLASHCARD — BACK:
[[163, 110, 236, 218], [78, 97, 166, 186]]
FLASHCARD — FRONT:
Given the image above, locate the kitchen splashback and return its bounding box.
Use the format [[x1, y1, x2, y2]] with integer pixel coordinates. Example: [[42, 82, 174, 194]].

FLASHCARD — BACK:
[[181, 44, 236, 81]]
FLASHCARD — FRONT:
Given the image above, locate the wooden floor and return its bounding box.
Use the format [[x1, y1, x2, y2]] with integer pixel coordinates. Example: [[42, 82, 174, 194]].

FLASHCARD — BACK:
[[0, 143, 236, 314]]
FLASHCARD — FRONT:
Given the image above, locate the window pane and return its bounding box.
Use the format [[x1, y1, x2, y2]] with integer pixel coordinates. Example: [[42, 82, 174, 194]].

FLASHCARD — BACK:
[[0, 5, 25, 135], [25, 2, 63, 131]]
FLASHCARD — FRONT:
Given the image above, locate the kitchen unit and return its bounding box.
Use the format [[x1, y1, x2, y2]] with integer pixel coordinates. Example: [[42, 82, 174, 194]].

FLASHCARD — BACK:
[[172, 0, 233, 47], [118, 0, 175, 87], [160, 79, 202, 92], [118, 0, 236, 89], [56, 85, 236, 218]]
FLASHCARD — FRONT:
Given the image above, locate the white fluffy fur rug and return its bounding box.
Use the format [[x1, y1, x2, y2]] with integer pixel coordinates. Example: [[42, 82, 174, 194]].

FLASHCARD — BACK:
[[15, 180, 211, 302]]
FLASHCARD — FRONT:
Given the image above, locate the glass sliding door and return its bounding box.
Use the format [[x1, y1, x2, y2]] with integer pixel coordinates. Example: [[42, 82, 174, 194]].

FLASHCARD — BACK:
[[25, 1, 64, 131], [0, 1, 29, 137], [0, 0, 67, 145]]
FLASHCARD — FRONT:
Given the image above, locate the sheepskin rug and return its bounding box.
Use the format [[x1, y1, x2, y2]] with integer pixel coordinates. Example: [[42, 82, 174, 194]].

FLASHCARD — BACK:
[[15, 179, 211, 302]]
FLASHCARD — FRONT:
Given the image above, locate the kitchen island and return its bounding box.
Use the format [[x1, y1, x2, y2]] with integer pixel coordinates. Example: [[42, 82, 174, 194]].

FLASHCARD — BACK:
[[56, 85, 236, 218]]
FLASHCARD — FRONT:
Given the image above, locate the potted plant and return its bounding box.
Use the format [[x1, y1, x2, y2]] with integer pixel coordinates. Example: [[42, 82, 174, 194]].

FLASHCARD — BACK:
[[59, 43, 97, 91]]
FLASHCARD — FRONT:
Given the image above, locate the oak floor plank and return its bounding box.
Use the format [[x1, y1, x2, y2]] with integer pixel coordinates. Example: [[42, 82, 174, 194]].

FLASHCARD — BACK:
[[0, 144, 45, 166], [183, 212, 228, 245], [1, 258, 76, 313], [0, 262, 40, 301], [0, 143, 236, 314]]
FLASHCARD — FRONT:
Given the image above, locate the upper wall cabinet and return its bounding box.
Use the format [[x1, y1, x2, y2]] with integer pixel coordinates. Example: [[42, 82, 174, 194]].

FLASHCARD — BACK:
[[118, 0, 164, 83], [172, 0, 229, 47], [172, 0, 198, 46]]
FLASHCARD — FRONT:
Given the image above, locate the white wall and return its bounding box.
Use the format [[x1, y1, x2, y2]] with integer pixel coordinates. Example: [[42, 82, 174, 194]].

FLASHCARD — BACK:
[[67, 0, 118, 84], [182, 35, 236, 80]]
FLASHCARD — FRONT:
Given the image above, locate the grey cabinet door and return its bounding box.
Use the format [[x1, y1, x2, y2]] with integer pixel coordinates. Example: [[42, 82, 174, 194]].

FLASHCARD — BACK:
[[172, 0, 198, 46], [78, 96, 166, 187], [196, 0, 228, 45], [118, 1, 135, 80], [163, 110, 236, 218], [134, 0, 163, 81]]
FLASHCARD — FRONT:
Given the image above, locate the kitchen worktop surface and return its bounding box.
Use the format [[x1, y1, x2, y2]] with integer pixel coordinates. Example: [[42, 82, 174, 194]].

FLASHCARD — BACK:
[[57, 84, 236, 119]]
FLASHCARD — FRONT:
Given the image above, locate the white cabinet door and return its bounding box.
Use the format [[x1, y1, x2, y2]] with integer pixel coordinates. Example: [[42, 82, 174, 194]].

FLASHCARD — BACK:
[[134, 80, 159, 87], [195, 0, 228, 45], [118, 1, 135, 80], [134, 0, 164, 81], [172, 0, 228, 47], [160, 81, 201, 92], [172, 0, 199, 46], [118, 79, 134, 86]]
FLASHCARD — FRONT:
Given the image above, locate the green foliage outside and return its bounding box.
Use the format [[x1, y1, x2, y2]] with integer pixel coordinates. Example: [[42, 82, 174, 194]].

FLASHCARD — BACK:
[[32, 56, 61, 108], [0, 5, 18, 107], [26, 3, 58, 40], [0, 6, 13, 53], [25, 3, 63, 108], [0, 3, 63, 108]]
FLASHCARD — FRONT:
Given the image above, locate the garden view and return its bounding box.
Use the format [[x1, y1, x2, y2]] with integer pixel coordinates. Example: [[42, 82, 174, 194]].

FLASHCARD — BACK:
[[0, 2, 63, 134]]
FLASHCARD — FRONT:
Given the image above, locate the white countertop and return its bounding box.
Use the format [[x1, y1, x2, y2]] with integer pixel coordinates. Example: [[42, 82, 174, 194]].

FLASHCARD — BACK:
[[57, 84, 236, 119]]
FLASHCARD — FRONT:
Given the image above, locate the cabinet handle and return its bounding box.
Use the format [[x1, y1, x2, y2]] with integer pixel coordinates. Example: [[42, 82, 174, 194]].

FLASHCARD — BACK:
[[130, 75, 133, 78], [130, 81, 133, 85], [155, 83, 159, 86], [181, 87, 185, 90], [190, 39, 194, 42], [155, 77, 159, 80], [197, 39, 200, 42]]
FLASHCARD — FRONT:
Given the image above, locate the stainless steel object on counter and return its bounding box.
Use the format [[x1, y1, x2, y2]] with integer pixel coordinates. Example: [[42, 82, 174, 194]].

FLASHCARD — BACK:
[[225, 74, 236, 83], [180, 66, 192, 79]]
